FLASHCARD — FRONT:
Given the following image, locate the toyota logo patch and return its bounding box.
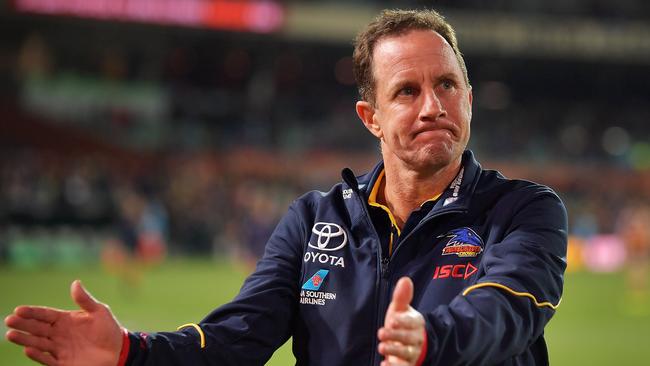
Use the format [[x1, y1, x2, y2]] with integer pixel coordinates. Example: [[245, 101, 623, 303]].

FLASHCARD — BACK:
[[308, 222, 348, 251]]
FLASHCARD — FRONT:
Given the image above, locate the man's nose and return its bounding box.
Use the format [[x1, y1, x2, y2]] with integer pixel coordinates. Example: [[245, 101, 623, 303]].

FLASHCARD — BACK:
[[419, 90, 446, 120]]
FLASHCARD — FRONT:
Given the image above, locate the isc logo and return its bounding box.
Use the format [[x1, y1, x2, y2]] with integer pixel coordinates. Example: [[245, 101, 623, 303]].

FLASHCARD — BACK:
[[433, 262, 478, 280]]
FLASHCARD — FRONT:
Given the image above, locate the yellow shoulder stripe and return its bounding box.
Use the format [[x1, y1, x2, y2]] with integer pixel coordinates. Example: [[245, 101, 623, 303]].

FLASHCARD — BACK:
[[177, 323, 206, 348], [462, 282, 561, 310]]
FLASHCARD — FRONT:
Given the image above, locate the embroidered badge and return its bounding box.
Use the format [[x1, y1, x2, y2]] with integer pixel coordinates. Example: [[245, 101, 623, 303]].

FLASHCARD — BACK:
[[439, 227, 484, 258]]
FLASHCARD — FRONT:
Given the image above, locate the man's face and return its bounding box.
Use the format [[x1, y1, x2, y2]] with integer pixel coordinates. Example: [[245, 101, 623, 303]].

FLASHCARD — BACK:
[[357, 29, 472, 172]]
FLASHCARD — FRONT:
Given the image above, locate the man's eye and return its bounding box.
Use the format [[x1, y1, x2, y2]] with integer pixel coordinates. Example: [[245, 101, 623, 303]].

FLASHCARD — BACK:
[[441, 80, 454, 90], [399, 87, 415, 95]]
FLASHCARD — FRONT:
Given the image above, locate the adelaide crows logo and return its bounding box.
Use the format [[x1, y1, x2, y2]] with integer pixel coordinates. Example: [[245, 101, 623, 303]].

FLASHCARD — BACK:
[[439, 227, 484, 258]]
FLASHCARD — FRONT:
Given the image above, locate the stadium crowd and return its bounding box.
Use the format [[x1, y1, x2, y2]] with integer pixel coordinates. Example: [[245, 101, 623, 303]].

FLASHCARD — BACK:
[[1, 1, 649, 276]]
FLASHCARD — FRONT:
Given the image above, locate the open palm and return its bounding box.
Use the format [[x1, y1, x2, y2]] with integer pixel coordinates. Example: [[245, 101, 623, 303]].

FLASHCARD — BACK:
[[5, 280, 123, 366]]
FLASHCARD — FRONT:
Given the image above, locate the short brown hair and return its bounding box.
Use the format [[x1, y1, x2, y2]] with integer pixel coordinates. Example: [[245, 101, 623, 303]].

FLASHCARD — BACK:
[[352, 9, 470, 105]]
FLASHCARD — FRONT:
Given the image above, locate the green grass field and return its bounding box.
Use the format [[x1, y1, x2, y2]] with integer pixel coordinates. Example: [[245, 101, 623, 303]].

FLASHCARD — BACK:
[[1, 259, 649, 365]]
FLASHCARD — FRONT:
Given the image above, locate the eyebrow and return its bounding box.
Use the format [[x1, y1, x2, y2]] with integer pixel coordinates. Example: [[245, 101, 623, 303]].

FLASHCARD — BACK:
[[390, 79, 417, 91], [388, 71, 461, 92], [433, 72, 461, 83]]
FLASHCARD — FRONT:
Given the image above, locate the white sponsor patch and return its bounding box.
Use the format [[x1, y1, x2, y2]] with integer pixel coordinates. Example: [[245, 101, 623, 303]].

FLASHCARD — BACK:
[[308, 222, 347, 252], [303, 252, 345, 267], [300, 290, 337, 306]]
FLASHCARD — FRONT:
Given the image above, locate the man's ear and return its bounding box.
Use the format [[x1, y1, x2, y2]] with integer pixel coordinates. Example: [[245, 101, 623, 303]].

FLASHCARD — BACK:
[[356, 101, 383, 139], [467, 87, 473, 120], [468, 87, 473, 108]]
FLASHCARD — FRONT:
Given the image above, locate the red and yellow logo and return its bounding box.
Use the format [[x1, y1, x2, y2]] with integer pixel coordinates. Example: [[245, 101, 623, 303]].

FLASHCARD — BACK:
[[442, 245, 483, 257], [440, 227, 484, 258]]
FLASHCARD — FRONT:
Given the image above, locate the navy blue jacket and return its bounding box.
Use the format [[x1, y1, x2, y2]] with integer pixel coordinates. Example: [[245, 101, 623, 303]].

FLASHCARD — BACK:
[[124, 151, 568, 366]]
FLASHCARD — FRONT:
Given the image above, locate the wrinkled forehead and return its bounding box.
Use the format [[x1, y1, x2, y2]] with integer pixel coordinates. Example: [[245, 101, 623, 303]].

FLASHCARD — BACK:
[[371, 30, 460, 81], [374, 29, 452, 56]]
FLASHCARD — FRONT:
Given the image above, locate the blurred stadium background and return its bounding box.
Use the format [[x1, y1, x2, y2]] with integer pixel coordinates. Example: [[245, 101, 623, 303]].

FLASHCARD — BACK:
[[1, 0, 649, 364]]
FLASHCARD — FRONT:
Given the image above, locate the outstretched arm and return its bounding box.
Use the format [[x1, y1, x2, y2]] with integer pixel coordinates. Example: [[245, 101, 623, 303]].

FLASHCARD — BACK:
[[6, 202, 306, 366], [5, 280, 123, 366]]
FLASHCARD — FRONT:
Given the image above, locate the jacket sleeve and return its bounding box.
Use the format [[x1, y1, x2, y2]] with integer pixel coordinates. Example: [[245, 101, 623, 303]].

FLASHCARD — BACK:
[[422, 187, 568, 365], [124, 203, 306, 366]]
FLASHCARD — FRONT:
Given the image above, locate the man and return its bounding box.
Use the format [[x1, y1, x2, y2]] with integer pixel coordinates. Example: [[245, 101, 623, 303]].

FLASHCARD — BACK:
[[5, 9, 567, 366]]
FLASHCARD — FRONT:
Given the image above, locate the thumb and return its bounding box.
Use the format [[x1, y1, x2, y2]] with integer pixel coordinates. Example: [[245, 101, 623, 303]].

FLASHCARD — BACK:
[[388, 277, 414, 313], [71, 280, 101, 313]]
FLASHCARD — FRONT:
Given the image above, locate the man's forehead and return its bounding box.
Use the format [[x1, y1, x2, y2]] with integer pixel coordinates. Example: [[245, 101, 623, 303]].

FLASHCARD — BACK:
[[378, 28, 447, 45], [374, 30, 453, 63], [372, 30, 458, 79]]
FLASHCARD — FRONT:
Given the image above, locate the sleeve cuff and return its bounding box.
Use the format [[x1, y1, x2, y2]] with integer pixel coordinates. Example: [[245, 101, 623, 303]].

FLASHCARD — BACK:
[[116, 328, 130, 366]]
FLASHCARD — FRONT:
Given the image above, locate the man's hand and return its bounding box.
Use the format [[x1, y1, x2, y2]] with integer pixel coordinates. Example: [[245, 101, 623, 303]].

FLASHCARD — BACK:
[[4, 280, 124, 366], [377, 277, 426, 366]]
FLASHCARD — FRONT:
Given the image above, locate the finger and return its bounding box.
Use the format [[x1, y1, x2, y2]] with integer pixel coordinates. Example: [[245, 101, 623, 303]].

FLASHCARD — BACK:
[[387, 277, 414, 314], [381, 358, 410, 366], [378, 340, 420, 362], [378, 327, 422, 346], [13, 306, 61, 325], [71, 280, 100, 313], [24, 347, 57, 366], [386, 311, 424, 330], [6, 330, 56, 354], [5, 315, 52, 337]]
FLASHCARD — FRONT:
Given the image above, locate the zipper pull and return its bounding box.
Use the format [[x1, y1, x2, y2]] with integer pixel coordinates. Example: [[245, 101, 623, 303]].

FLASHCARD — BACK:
[[381, 257, 390, 278]]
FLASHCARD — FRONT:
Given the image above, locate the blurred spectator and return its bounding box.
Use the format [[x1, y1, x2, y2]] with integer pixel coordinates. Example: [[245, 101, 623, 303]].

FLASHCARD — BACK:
[[616, 200, 650, 313], [101, 181, 168, 295]]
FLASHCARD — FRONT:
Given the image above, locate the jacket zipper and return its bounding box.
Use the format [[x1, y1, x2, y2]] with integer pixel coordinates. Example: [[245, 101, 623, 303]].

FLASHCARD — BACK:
[[389, 207, 467, 264], [372, 207, 467, 365], [351, 189, 387, 366]]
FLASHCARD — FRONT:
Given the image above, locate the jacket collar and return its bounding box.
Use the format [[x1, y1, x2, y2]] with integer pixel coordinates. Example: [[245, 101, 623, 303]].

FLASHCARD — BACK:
[[341, 150, 482, 213]]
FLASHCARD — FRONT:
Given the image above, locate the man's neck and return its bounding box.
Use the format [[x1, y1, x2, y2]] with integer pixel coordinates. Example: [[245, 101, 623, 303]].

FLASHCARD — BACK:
[[379, 157, 462, 229]]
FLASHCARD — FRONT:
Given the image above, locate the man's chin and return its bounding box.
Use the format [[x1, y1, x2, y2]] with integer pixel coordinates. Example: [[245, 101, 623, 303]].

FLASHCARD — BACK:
[[408, 154, 452, 172], [417, 146, 463, 171]]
